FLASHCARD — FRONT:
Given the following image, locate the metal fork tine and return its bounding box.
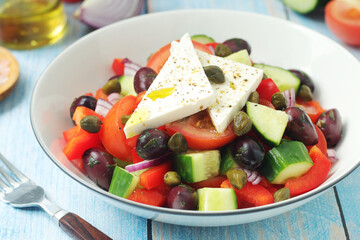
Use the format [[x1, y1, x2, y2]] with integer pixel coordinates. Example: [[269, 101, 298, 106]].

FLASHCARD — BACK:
[[0, 153, 29, 183], [0, 177, 11, 192], [0, 166, 19, 187]]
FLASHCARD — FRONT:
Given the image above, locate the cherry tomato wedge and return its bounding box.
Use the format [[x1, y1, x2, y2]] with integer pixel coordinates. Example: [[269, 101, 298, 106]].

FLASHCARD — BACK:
[[256, 78, 280, 102], [146, 41, 213, 74], [325, 0, 360, 46], [165, 111, 236, 150]]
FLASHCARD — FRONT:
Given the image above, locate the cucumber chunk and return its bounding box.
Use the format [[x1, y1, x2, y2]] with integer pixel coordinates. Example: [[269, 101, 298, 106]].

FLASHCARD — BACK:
[[220, 145, 239, 175], [174, 150, 220, 183], [190, 34, 215, 44], [259, 139, 313, 184], [119, 75, 137, 96], [253, 63, 301, 92], [109, 166, 139, 198], [225, 49, 252, 66], [282, 0, 329, 14], [246, 101, 289, 146], [198, 188, 237, 211]]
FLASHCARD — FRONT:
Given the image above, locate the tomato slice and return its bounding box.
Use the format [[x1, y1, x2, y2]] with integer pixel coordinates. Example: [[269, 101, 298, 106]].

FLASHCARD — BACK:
[[146, 41, 213, 74], [325, 0, 360, 46], [165, 111, 236, 150]]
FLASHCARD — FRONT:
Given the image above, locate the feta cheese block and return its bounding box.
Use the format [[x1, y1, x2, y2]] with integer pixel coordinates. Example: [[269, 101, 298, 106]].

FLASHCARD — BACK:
[[196, 50, 263, 133], [124, 33, 216, 138]]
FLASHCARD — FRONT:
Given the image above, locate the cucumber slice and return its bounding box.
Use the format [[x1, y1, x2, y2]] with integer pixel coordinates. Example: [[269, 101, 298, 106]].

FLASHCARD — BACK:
[[118, 75, 137, 96], [220, 145, 239, 175], [198, 188, 237, 211], [253, 63, 301, 93], [225, 49, 252, 66], [246, 101, 289, 146], [259, 139, 313, 184], [174, 150, 220, 183], [190, 34, 215, 44], [282, 0, 329, 14], [109, 166, 139, 198]]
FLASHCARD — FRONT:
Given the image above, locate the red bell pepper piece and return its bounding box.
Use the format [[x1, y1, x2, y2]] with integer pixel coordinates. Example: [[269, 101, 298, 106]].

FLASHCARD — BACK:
[[256, 78, 280, 102], [128, 188, 167, 207], [125, 134, 139, 149], [112, 58, 125, 75], [135, 91, 146, 106], [63, 128, 101, 160], [221, 179, 274, 207], [306, 125, 327, 155], [258, 178, 281, 195], [205, 42, 219, 52], [72, 106, 104, 126], [131, 148, 144, 164], [63, 125, 81, 142], [95, 88, 108, 101], [295, 100, 325, 124], [188, 175, 227, 189], [139, 160, 172, 190], [285, 146, 331, 197]]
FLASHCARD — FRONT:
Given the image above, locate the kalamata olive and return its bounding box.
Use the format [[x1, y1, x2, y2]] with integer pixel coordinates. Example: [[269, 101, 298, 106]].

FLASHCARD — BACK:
[[274, 188, 290, 202], [80, 115, 102, 133], [285, 107, 318, 146], [223, 38, 251, 54], [271, 92, 287, 110], [214, 44, 232, 57], [226, 168, 247, 190], [316, 109, 342, 148], [168, 132, 188, 154], [102, 79, 121, 95], [167, 184, 197, 210], [82, 148, 115, 190], [70, 95, 97, 119], [233, 111, 252, 136], [163, 171, 181, 187], [297, 85, 313, 102], [203, 65, 225, 84], [289, 69, 315, 92], [248, 91, 259, 103], [136, 128, 170, 159], [232, 136, 265, 170], [134, 67, 157, 94]]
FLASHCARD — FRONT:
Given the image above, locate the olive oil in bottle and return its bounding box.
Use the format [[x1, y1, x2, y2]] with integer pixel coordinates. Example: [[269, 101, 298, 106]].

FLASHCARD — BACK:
[[0, 0, 67, 49]]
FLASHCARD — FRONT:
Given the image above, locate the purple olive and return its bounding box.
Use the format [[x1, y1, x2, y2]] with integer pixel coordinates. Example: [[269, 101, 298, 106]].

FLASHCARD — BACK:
[[136, 128, 170, 160], [289, 69, 315, 92], [232, 136, 265, 170], [82, 148, 115, 190], [134, 67, 157, 94], [222, 38, 251, 54], [70, 95, 97, 119], [167, 184, 197, 210], [285, 107, 318, 146], [316, 109, 342, 148]]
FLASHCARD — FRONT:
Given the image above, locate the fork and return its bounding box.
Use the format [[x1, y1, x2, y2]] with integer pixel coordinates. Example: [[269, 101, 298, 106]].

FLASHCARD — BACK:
[[0, 153, 112, 240]]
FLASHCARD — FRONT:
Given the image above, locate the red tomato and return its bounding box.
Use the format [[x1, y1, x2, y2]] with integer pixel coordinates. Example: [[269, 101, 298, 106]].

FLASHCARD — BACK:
[[258, 99, 275, 109], [187, 175, 227, 189], [100, 95, 136, 162], [146, 41, 213, 74], [325, 0, 360, 46], [128, 188, 167, 207], [139, 161, 172, 190], [256, 78, 280, 102], [165, 111, 236, 150], [295, 100, 325, 123]]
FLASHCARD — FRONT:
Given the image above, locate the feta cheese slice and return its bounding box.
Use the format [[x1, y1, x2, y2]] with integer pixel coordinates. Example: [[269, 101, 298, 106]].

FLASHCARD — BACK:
[[196, 50, 263, 133], [124, 33, 215, 138]]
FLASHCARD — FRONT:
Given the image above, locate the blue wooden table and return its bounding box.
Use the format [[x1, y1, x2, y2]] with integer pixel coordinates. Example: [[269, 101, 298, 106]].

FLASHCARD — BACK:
[[0, 1, 359, 239]]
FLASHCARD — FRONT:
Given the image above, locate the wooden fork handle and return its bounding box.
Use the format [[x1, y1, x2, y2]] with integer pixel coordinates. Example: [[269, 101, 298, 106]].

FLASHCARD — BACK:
[[59, 212, 112, 240]]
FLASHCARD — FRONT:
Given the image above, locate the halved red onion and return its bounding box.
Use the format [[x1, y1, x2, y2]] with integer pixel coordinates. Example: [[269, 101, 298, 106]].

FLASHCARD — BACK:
[[107, 92, 122, 105], [327, 149, 338, 163], [95, 98, 113, 117]]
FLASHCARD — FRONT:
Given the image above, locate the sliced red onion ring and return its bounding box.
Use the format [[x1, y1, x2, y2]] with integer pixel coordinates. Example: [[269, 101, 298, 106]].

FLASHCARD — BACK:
[[282, 90, 290, 107], [289, 88, 296, 108], [124, 60, 142, 77], [125, 154, 170, 172], [95, 98, 113, 117], [107, 92, 122, 105], [239, 168, 262, 185], [327, 149, 338, 163]]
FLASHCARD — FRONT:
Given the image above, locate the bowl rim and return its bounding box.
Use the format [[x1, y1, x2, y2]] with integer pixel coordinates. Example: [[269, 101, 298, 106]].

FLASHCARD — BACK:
[[30, 9, 360, 216]]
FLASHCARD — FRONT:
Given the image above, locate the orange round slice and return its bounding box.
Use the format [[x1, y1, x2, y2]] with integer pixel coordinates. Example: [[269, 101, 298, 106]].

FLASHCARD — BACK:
[[0, 47, 19, 101]]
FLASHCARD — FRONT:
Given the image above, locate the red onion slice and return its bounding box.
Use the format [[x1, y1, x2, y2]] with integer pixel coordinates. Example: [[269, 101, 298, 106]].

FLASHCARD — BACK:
[[289, 88, 296, 108], [327, 149, 338, 163], [95, 98, 113, 117], [240, 168, 262, 185], [282, 90, 290, 108], [107, 92, 122, 105], [123, 59, 142, 77]]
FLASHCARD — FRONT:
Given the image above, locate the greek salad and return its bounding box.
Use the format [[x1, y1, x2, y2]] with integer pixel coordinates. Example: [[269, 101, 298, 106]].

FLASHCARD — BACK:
[[63, 33, 342, 211]]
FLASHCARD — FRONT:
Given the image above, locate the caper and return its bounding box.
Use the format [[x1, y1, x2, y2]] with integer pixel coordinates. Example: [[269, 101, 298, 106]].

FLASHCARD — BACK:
[[203, 65, 225, 84], [80, 115, 102, 133], [226, 168, 247, 190], [273, 187, 290, 202], [215, 44, 232, 57], [121, 114, 131, 125], [248, 91, 259, 103], [262, 73, 269, 80], [168, 132, 188, 154], [297, 85, 313, 102], [233, 111, 252, 136], [163, 171, 181, 187], [271, 92, 287, 110], [102, 79, 121, 95]]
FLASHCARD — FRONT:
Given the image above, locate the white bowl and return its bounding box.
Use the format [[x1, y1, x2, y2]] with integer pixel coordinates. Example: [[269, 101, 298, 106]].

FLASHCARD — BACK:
[[30, 9, 360, 226]]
